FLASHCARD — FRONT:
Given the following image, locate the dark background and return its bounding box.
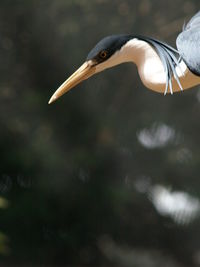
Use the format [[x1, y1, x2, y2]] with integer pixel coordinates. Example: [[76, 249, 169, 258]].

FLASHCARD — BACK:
[[0, 0, 200, 266]]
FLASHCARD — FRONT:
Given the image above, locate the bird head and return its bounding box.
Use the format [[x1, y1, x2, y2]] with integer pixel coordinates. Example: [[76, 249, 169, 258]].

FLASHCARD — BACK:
[[48, 34, 133, 104]]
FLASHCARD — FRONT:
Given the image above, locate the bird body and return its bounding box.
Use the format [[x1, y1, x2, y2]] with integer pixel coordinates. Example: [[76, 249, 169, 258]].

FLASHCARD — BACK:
[[49, 11, 200, 104], [177, 11, 200, 76]]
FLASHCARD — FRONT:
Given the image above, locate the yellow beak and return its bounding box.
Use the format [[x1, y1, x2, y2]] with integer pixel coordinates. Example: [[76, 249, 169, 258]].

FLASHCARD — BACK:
[[48, 60, 96, 104]]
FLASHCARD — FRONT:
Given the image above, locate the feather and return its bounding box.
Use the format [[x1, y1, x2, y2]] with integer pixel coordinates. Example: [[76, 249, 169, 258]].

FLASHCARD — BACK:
[[138, 36, 182, 94]]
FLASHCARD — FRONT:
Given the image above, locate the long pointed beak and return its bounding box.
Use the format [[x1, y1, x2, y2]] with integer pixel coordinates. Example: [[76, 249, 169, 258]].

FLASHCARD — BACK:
[[48, 60, 96, 104]]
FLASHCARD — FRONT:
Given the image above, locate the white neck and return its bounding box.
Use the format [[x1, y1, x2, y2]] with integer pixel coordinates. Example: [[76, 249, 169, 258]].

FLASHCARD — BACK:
[[96, 38, 200, 93]]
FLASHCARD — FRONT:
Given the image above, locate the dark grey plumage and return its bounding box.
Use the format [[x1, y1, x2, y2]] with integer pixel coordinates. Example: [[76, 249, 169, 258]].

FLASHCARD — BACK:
[[86, 34, 133, 62], [177, 11, 200, 76], [137, 36, 182, 94]]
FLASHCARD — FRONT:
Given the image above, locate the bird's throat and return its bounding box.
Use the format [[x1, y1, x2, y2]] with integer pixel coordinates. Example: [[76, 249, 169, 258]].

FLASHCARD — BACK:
[[120, 38, 200, 93]]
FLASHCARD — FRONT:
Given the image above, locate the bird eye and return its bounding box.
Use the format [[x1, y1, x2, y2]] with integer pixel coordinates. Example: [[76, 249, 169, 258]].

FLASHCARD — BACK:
[[99, 50, 108, 59]]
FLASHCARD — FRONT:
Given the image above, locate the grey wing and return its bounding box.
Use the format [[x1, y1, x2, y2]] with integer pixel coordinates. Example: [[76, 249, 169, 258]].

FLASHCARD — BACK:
[[176, 11, 200, 76]]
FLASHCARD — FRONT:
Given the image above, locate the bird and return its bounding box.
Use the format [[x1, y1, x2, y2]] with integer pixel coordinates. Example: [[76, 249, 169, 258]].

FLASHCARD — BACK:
[[48, 11, 200, 104]]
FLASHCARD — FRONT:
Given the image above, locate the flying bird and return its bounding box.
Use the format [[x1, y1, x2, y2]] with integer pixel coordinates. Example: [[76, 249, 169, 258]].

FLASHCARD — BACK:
[[48, 11, 200, 104]]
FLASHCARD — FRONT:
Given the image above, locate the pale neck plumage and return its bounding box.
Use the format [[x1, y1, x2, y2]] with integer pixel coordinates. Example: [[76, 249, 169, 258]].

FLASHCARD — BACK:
[[122, 38, 200, 93], [96, 38, 200, 93]]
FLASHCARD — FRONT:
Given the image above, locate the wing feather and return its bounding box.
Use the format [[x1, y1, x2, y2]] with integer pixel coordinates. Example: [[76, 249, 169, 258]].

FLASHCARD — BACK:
[[176, 11, 200, 76]]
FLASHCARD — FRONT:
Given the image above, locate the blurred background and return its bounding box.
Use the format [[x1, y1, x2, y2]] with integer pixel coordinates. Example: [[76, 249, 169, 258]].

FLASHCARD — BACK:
[[0, 0, 200, 266]]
